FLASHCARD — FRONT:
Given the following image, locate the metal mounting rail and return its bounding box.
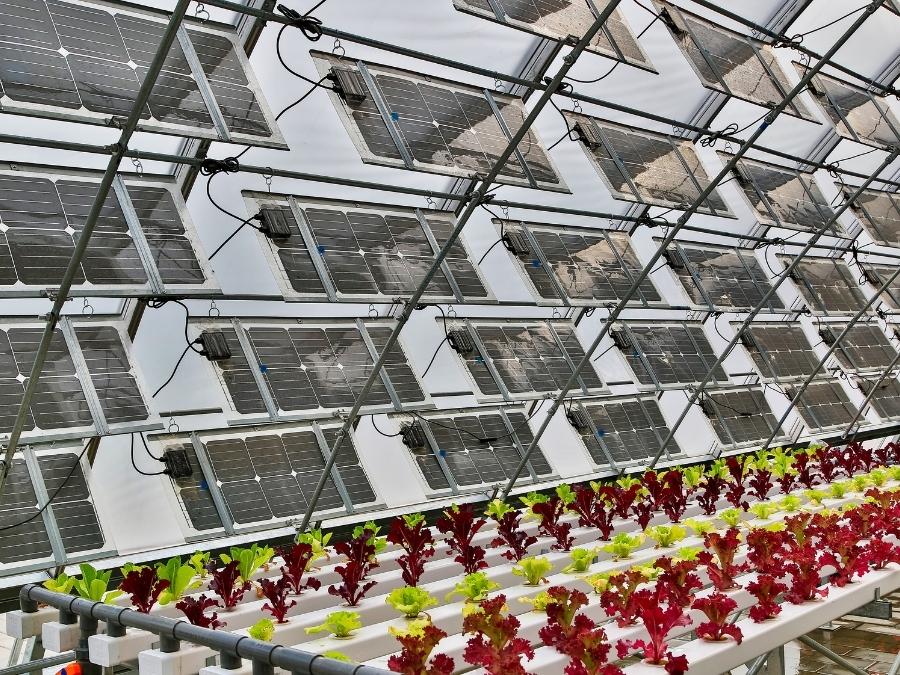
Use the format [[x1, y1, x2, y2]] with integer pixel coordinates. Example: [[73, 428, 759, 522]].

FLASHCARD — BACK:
[[17, 585, 386, 675]]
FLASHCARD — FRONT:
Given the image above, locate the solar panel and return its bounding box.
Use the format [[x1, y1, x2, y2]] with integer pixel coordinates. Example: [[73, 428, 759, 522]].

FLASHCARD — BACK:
[[859, 263, 900, 310], [571, 396, 680, 467], [313, 52, 565, 191], [399, 407, 553, 492], [741, 324, 819, 380], [822, 323, 897, 372], [657, 1, 814, 121], [784, 379, 858, 431], [453, 321, 604, 400], [0, 0, 284, 147], [701, 387, 782, 447], [859, 377, 900, 421], [0, 165, 215, 297], [781, 257, 869, 314], [848, 187, 900, 247], [203, 320, 430, 420], [567, 113, 731, 216], [245, 194, 490, 303], [501, 221, 661, 306], [452, 0, 655, 71], [726, 155, 842, 235], [802, 67, 900, 150], [666, 241, 783, 311], [162, 423, 377, 532], [616, 323, 728, 386]]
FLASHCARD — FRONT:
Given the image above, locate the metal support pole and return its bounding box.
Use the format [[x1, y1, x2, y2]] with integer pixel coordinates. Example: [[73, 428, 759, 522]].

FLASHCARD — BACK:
[[761, 265, 900, 448], [796, 635, 870, 675], [643, 149, 898, 469], [0, 654, 74, 675], [497, 0, 887, 500], [0, 0, 193, 500], [295, 0, 625, 531], [841, 350, 900, 435], [745, 651, 772, 675], [76, 617, 100, 675]]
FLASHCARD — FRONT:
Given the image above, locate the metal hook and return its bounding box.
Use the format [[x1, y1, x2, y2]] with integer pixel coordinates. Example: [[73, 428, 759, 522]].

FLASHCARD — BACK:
[[167, 417, 180, 433], [208, 300, 220, 317], [194, 2, 210, 21], [263, 169, 273, 193], [131, 154, 144, 177], [368, 304, 378, 319], [447, 305, 457, 319], [494, 78, 504, 92], [425, 195, 436, 209], [81, 298, 94, 316], [332, 38, 345, 56]]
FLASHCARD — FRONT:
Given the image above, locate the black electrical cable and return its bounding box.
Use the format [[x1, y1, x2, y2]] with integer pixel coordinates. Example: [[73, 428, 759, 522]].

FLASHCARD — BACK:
[[699, 111, 769, 148], [370, 415, 402, 437], [276, 3, 324, 41], [152, 343, 194, 399], [476, 203, 509, 265], [140, 432, 164, 462], [591, 342, 617, 362], [0, 442, 91, 533], [419, 304, 451, 378], [130, 433, 168, 477], [566, 11, 661, 84], [790, 5, 868, 40], [275, 24, 335, 91], [204, 172, 264, 260]]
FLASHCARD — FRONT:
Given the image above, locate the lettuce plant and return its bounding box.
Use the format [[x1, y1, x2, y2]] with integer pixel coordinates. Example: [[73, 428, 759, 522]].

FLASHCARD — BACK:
[[446, 571, 499, 603], [631, 493, 655, 531], [851, 474, 871, 493], [660, 471, 689, 522], [804, 489, 827, 506], [532, 496, 574, 551], [747, 451, 774, 502], [386, 586, 438, 619], [683, 518, 715, 536], [156, 556, 201, 605], [869, 469, 888, 487], [654, 556, 701, 608], [208, 560, 251, 609], [259, 576, 297, 623], [519, 590, 555, 612], [602, 532, 642, 560], [698, 528, 747, 591], [746, 575, 787, 622], [176, 595, 225, 629], [569, 485, 615, 540], [388, 619, 454, 675], [512, 556, 553, 586], [746, 528, 788, 575], [783, 543, 828, 604], [248, 618, 274, 642], [641, 471, 667, 510], [296, 529, 332, 570], [540, 588, 623, 675], [598, 569, 650, 627], [770, 448, 797, 494], [43, 573, 75, 595], [617, 587, 690, 668], [387, 513, 436, 586], [520, 491, 550, 520], [436, 504, 488, 574], [864, 538, 900, 570], [73, 564, 122, 603], [536, 586, 588, 640], [793, 450, 819, 490], [692, 593, 742, 643], [748, 502, 778, 521], [322, 652, 352, 663], [462, 595, 534, 675], [819, 525, 867, 587], [723, 456, 748, 510], [305, 610, 361, 639], [220, 544, 275, 582], [486, 501, 536, 563], [585, 572, 611, 595], [279, 543, 322, 596], [562, 548, 598, 574], [188, 552, 211, 578], [779, 495, 802, 513], [717, 508, 743, 528], [697, 461, 728, 515], [329, 532, 379, 606], [611, 480, 641, 519], [120, 567, 169, 614], [645, 524, 687, 549], [557, 484, 577, 505], [353, 520, 387, 558]]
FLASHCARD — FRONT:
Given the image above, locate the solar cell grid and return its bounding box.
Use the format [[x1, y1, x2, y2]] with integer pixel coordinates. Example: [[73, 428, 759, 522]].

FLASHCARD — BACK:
[[825, 323, 897, 372], [849, 188, 900, 247], [577, 397, 679, 466], [860, 264, 900, 310], [785, 380, 858, 431], [622, 324, 727, 386], [0, 458, 53, 565], [704, 388, 781, 447], [782, 257, 869, 314], [860, 377, 900, 421], [742, 324, 819, 380]]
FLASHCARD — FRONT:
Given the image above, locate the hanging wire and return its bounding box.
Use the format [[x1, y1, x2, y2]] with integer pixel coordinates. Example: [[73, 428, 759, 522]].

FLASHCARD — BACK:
[[370, 415, 402, 437], [130, 433, 168, 477]]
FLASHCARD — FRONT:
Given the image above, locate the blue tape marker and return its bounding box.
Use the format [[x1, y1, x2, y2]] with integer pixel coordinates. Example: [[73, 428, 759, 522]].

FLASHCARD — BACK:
[[531, 259, 542, 267], [596, 428, 607, 438], [317, 245, 326, 255], [391, 112, 399, 121], [259, 364, 268, 373], [439, 449, 447, 457]]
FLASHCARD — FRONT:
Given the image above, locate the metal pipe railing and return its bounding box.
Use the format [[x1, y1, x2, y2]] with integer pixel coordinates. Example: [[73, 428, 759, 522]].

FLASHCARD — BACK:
[[18, 585, 387, 675], [496, 0, 888, 499]]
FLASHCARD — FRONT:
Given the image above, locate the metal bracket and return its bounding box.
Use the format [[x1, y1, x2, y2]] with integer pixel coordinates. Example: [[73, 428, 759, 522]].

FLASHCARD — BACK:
[[112, 176, 166, 296], [356, 61, 415, 169], [311, 424, 354, 514], [418, 416, 460, 494], [189, 433, 234, 536], [483, 89, 537, 189], [176, 26, 232, 142], [415, 208, 465, 303], [230, 318, 280, 421], [356, 319, 402, 411], [287, 197, 339, 302], [59, 318, 109, 436], [23, 447, 67, 565]]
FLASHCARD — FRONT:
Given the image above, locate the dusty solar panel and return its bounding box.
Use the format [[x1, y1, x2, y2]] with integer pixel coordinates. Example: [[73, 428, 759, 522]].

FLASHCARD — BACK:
[[614, 322, 728, 387], [313, 52, 565, 191], [566, 113, 731, 216], [741, 323, 820, 380], [570, 395, 680, 467], [452, 320, 605, 400], [0, 164, 215, 296], [784, 379, 858, 431], [202, 319, 430, 421], [664, 241, 783, 311], [848, 187, 900, 247], [0, 0, 284, 147], [822, 323, 897, 372], [725, 155, 842, 235], [396, 406, 553, 493], [245, 193, 491, 303], [700, 386, 782, 447], [781, 256, 869, 314], [860, 263, 900, 310], [452, 0, 655, 71], [801, 66, 900, 150], [501, 221, 662, 306], [859, 377, 900, 421], [656, 2, 814, 121]]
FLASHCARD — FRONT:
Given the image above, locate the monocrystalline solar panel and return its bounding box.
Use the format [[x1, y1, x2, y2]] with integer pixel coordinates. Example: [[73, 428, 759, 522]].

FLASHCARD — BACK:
[[568, 114, 730, 216], [458, 322, 604, 399], [728, 155, 841, 235], [703, 388, 781, 447], [783, 257, 869, 314], [452, 0, 655, 71], [823, 324, 897, 372], [75, 326, 148, 425], [742, 324, 819, 380], [575, 397, 680, 466], [860, 264, 900, 310], [0, 459, 53, 565], [785, 379, 858, 431], [668, 242, 783, 310], [314, 52, 564, 191], [38, 454, 104, 554], [504, 222, 660, 305], [859, 377, 900, 421], [803, 67, 900, 150], [168, 443, 223, 532], [619, 323, 728, 386], [0, 0, 283, 146], [849, 187, 900, 247], [657, 1, 813, 120], [247, 195, 489, 302]]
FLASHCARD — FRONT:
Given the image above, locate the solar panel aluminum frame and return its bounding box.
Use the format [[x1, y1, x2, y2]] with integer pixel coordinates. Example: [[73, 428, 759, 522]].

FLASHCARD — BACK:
[[449, 318, 608, 403], [451, 0, 657, 73], [563, 112, 735, 218], [311, 51, 568, 192], [0, 0, 286, 148], [390, 404, 557, 497], [700, 385, 788, 451], [0, 317, 160, 447], [242, 192, 494, 304], [0, 446, 115, 578], [0, 163, 218, 298], [496, 219, 666, 308], [845, 186, 900, 248], [195, 317, 434, 425]]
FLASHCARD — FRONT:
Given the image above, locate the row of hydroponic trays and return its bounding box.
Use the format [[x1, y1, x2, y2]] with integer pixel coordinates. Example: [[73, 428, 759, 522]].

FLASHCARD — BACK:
[[8, 443, 900, 675]]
